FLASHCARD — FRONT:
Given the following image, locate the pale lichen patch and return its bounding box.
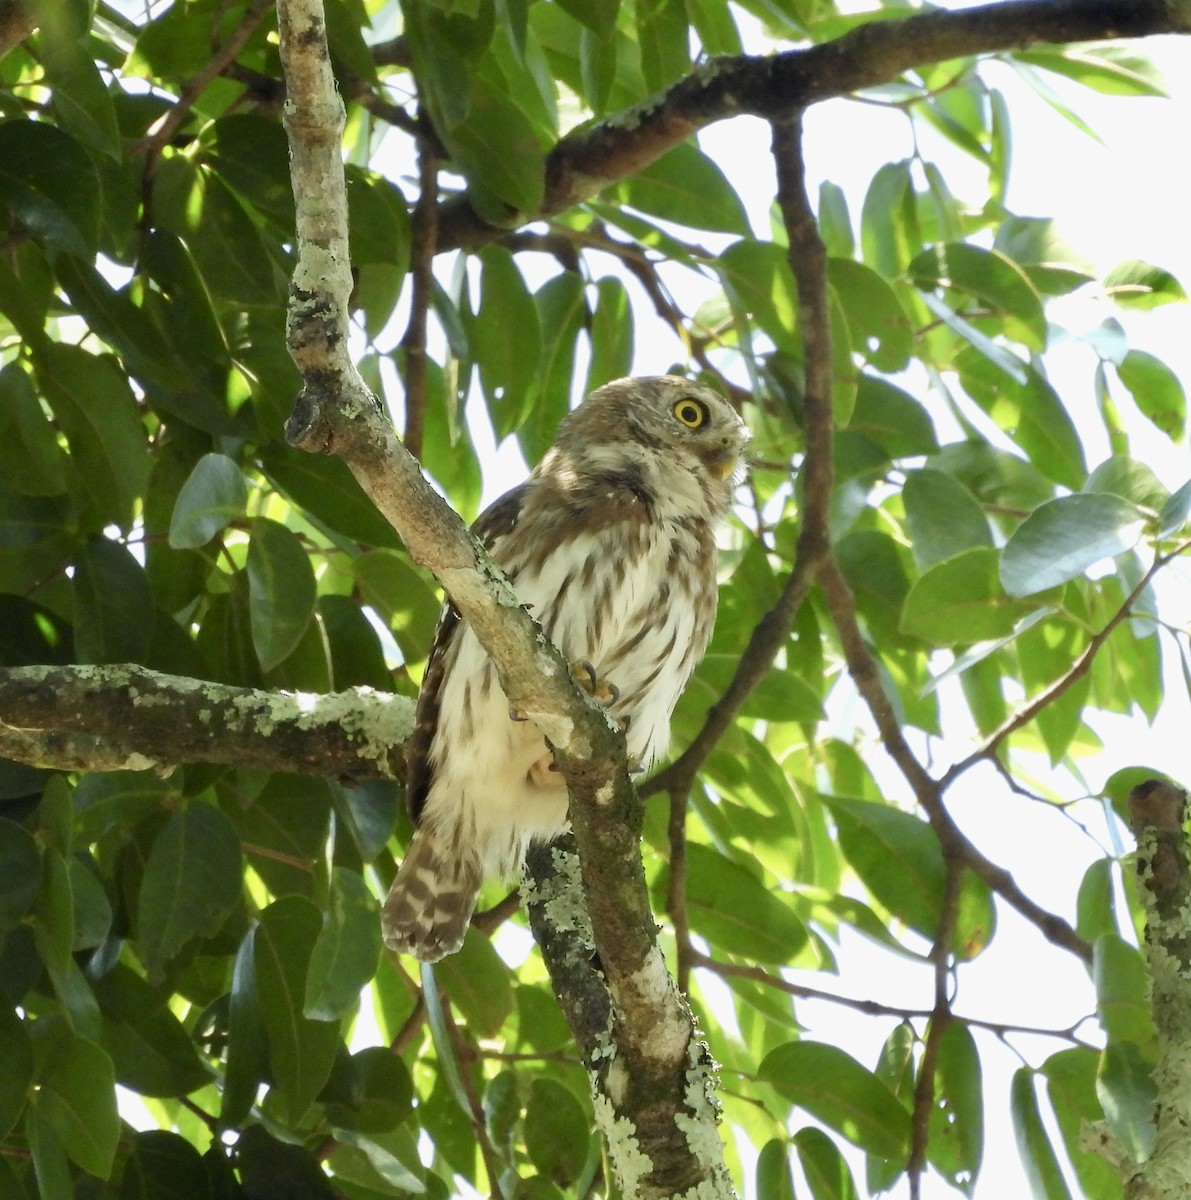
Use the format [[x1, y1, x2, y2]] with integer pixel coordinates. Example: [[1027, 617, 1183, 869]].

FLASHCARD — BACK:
[[593, 1088, 653, 1198]]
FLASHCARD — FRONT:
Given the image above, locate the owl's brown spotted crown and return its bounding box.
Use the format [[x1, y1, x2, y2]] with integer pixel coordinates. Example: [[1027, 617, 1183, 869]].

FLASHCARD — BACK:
[[383, 375, 750, 962]]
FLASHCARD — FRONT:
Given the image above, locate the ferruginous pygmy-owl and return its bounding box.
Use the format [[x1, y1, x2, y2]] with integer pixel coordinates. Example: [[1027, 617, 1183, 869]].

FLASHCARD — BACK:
[[382, 375, 750, 961]]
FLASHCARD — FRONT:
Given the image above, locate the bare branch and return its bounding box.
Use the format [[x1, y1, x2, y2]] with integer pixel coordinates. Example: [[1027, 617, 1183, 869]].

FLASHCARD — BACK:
[[0, 664, 410, 779], [433, 0, 1191, 252]]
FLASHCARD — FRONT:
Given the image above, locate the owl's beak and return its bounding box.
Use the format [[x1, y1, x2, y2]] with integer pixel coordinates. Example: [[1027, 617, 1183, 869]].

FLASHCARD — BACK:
[[703, 451, 740, 481]]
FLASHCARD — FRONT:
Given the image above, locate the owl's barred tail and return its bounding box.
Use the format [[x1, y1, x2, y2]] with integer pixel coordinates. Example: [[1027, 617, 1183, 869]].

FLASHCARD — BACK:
[[382, 830, 483, 963]]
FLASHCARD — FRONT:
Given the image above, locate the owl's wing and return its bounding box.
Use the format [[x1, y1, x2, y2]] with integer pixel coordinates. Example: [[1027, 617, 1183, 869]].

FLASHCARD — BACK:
[[403, 483, 528, 822]]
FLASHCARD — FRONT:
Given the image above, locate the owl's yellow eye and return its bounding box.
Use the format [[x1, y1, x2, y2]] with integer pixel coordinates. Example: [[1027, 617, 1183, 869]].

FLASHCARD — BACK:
[[673, 397, 708, 428]]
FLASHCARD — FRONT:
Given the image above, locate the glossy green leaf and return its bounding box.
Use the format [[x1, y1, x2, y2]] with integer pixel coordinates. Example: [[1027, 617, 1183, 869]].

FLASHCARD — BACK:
[[679, 842, 808, 964], [1104, 259, 1187, 308], [756, 1138, 797, 1200], [39, 25, 120, 155], [255, 896, 341, 1125], [36, 343, 151, 530], [0, 817, 41, 930], [524, 1078, 591, 1186], [901, 547, 1039, 646], [585, 275, 635, 393], [234, 1125, 338, 1200], [860, 159, 920, 279], [1097, 1041, 1157, 1163], [222, 926, 267, 1128], [1092, 934, 1156, 1048], [794, 1127, 859, 1200], [829, 258, 913, 372], [760, 1041, 910, 1159], [929, 1024, 984, 1195], [1017, 48, 1168, 98], [1158, 478, 1191, 538], [95, 962, 204, 1101], [35, 1031, 120, 1179], [169, 454, 248, 550], [72, 536, 154, 664], [824, 796, 993, 957], [0, 363, 67, 496], [120, 1130, 213, 1200], [1115, 349, 1187, 440], [520, 272, 586, 463], [1011, 1068, 1073, 1200], [26, 1096, 74, 1199], [0, 1004, 33, 1139], [1000, 493, 1146, 597], [622, 142, 750, 235], [305, 869, 382, 1021], [1042, 1048, 1123, 1200], [472, 246, 542, 434], [902, 469, 992, 571], [137, 803, 244, 978], [435, 929, 516, 1038], [0, 121, 101, 256], [246, 517, 317, 671], [323, 1047, 414, 1134]]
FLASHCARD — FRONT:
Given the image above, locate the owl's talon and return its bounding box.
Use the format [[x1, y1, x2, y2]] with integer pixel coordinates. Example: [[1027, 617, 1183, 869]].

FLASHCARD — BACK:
[[509, 705, 528, 722], [570, 659, 619, 707]]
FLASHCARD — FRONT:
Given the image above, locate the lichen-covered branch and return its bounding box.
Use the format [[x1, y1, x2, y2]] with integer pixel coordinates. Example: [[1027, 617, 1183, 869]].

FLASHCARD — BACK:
[[276, 3, 732, 1195], [0, 664, 410, 779], [434, 0, 1191, 252], [1126, 778, 1191, 1200]]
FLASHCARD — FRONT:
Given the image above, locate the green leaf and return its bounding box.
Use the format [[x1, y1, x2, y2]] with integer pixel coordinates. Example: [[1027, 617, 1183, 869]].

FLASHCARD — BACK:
[[1097, 1041, 1156, 1163], [759, 1041, 911, 1159], [829, 258, 912, 372], [1000, 494, 1146, 597], [137, 803, 244, 978], [1092, 934, 1156, 1047], [323, 1047, 414, 1134], [1158, 479, 1191, 538], [1042, 1048, 1123, 1200], [0, 1004, 33, 1139], [472, 246, 542, 435], [72, 536, 154, 664], [910, 243, 1047, 350], [1115, 349, 1187, 440], [679, 842, 808, 964], [36, 343, 151, 531], [1084, 456, 1169, 511], [35, 1031, 120, 1179], [520, 272, 586, 463], [794, 1127, 859, 1200], [39, 26, 120, 155], [824, 796, 992, 958], [0, 121, 101, 256], [305, 869, 383, 1021], [1103, 259, 1187, 309], [93, 963, 208, 1099], [902, 469, 992, 571], [861, 159, 920, 279], [246, 517, 318, 671], [585, 275, 635, 393], [120, 1130, 213, 1200], [901, 547, 1039, 646], [0, 817, 42, 930], [169, 453, 248, 550], [621, 142, 750, 235], [234, 1125, 339, 1200], [1016, 48, 1168, 97], [1011, 1068, 1073, 1200], [0, 362, 67, 495], [435, 929, 516, 1038], [222, 926, 267, 1128], [524, 1078, 591, 1186], [756, 1138, 797, 1200], [255, 896, 341, 1124], [930, 1024, 984, 1195]]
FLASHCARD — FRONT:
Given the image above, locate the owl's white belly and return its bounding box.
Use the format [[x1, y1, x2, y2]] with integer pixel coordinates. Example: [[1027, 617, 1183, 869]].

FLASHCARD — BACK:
[[420, 523, 710, 877]]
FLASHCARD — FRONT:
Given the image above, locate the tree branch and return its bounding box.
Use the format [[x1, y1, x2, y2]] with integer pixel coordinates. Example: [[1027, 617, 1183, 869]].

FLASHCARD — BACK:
[[432, 0, 1191, 252], [0, 664, 410, 779], [275, 3, 733, 1195]]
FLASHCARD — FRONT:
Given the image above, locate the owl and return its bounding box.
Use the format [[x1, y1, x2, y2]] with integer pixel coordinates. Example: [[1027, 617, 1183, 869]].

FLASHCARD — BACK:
[[382, 375, 750, 961]]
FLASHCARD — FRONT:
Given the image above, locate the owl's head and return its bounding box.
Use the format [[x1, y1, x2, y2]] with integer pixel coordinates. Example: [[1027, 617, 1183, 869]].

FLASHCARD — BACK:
[[562, 375, 750, 485]]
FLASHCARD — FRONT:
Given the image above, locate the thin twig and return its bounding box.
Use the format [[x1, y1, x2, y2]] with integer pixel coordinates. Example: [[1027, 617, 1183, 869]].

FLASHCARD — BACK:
[[945, 539, 1191, 783], [130, 0, 274, 161], [908, 860, 962, 1198]]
